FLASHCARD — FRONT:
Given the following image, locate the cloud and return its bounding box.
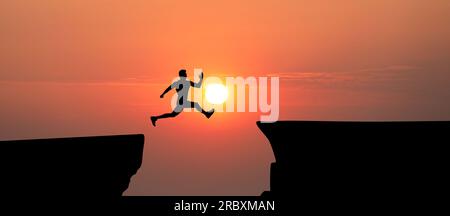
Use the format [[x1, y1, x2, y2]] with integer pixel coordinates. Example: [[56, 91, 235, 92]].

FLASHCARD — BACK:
[[358, 65, 418, 73], [268, 65, 418, 86], [0, 77, 166, 87]]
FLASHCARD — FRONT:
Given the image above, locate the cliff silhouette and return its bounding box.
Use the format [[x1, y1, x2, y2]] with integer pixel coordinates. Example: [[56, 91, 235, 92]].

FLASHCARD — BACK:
[[258, 121, 449, 213], [0, 134, 144, 203], [0, 122, 447, 214]]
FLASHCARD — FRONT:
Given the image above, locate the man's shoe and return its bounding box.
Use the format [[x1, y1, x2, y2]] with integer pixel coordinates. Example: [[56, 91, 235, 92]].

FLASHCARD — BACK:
[[205, 109, 215, 119], [150, 116, 157, 127]]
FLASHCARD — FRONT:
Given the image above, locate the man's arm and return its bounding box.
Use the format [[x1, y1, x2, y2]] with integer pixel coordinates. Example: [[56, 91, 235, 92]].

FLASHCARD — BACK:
[[190, 72, 203, 88], [160, 85, 172, 98]]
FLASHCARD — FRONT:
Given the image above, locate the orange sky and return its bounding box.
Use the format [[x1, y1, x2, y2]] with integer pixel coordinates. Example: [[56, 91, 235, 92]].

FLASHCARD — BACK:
[[1, 0, 450, 195]]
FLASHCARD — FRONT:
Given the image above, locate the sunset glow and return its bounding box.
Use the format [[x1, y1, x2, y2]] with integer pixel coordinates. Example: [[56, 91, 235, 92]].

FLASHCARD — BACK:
[[1, 0, 450, 197]]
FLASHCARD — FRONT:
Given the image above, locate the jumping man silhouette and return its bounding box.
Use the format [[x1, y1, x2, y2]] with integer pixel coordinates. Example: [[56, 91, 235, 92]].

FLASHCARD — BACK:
[[150, 69, 214, 126]]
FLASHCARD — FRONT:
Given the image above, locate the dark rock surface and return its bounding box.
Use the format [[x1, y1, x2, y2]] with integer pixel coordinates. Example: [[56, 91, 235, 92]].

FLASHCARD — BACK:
[[0, 134, 144, 201], [257, 121, 449, 213]]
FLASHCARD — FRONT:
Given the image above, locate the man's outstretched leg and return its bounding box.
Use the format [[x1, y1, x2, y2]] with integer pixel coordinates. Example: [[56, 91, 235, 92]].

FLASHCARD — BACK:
[[190, 101, 214, 118], [150, 111, 180, 127]]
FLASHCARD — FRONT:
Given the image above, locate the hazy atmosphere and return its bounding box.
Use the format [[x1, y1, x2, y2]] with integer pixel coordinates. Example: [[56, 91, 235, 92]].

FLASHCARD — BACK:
[[1, 0, 449, 195]]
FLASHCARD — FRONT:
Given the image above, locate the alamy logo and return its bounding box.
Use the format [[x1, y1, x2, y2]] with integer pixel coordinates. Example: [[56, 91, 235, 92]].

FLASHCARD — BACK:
[[170, 69, 279, 122]]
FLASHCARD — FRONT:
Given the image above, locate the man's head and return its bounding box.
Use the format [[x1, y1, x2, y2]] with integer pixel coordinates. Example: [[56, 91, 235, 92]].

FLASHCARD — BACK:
[[179, 69, 187, 77]]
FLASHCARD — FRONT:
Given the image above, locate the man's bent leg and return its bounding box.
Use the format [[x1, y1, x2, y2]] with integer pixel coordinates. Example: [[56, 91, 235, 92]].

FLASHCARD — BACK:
[[190, 101, 214, 118], [190, 102, 204, 113]]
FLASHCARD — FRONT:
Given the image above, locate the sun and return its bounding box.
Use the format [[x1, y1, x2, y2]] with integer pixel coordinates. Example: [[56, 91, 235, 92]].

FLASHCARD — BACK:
[[205, 84, 228, 104]]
